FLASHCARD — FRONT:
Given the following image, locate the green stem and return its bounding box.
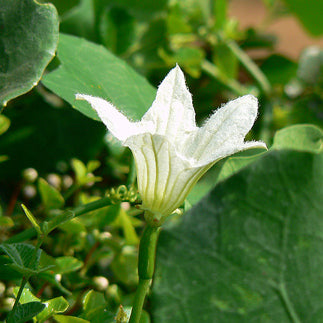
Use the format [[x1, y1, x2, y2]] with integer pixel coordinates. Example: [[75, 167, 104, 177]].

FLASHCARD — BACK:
[[201, 59, 249, 96], [73, 196, 112, 216], [278, 283, 301, 323], [225, 40, 271, 96], [11, 238, 43, 315], [7, 197, 113, 243], [129, 225, 160, 323], [11, 277, 28, 312], [129, 279, 151, 323]]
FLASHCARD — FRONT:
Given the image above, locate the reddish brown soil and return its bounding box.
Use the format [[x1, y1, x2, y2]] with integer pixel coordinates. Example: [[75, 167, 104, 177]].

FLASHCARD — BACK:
[[229, 0, 323, 60]]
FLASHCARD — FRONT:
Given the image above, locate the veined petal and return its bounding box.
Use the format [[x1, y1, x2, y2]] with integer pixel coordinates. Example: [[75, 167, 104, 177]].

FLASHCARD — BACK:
[[76, 94, 147, 142], [125, 133, 205, 218], [182, 95, 265, 165], [141, 65, 197, 144]]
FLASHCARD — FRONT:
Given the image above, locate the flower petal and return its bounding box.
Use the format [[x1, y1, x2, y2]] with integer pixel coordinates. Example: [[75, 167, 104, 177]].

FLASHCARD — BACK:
[[76, 94, 145, 142], [141, 65, 197, 144], [125, 133, 204, 217], [182, 95, 266, 165]]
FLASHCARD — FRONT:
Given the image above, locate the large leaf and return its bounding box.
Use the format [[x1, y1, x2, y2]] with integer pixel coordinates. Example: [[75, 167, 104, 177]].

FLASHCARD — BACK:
[[0, 0, 59, 106], [151, 149, 323, 322], [42, 34, 156, 120], [282, 0, 323, 36]]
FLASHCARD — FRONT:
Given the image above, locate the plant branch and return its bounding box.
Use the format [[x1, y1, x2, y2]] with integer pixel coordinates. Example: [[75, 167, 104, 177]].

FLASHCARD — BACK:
[[201, 59, 250, 96], [225, 40, 271, 96]]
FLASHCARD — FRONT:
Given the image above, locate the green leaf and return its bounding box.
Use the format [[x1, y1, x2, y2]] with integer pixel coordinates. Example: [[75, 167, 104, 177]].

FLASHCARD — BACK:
[[21, 204, 42, 236], [54, 256, 83, 274], [54, 315, 90, 323], [42, 34, 156, 121], [187, 148, 266, 207], [261, 54, 297, 85], [36, 296, 69, 322], [13, 287, 40, 303], [152, 150, 323, 322], [59, 0, 96, 41], [6, 301, 45, 323], [272, 124, 323, 153], [38, 178, 65, 210], [0, 115, 10, 135], [71, 158, 87, 182], [0, 243, 41, 274], [82, 290, 115, 322], [99, 7, 135, 55], [113, 208, 139, 245], [282, 0, 323, 36], [159, 47, 205, 78], [83, 290, 106, 314], [111, 246, 138, 286], [213, 43, 238, 80], [0, 0, 59, 106]]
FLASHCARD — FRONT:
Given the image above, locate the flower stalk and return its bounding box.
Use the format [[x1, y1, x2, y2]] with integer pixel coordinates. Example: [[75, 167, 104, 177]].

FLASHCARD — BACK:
[[129, 223, 161, 323]]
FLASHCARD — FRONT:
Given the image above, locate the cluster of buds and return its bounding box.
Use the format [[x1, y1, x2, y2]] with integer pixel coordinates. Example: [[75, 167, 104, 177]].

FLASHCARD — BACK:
[[106, 185, 139, 204]]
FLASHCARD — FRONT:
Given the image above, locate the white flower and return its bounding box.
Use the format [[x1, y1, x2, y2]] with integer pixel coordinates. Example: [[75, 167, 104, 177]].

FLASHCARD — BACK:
[[76, 66, 266, 225]]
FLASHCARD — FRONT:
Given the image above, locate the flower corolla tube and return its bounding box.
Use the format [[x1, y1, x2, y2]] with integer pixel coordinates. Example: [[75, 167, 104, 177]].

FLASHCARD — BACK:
[[76, 65, 266, 225]]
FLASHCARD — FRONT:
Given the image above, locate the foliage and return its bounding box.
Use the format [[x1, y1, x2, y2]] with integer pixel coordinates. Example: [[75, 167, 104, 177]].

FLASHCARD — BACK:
[[0, 0, 322, 322]]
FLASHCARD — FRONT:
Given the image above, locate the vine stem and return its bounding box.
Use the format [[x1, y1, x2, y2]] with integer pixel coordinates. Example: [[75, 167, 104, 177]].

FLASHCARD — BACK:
[[129, 224, 161, 323], [225, 40, 272, 96], [11, 277, 28, 312], [201, 59, 249, 96]]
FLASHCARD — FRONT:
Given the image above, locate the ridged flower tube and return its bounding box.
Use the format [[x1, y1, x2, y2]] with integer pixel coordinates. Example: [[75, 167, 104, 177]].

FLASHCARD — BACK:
[[76, 65, 266, 225]]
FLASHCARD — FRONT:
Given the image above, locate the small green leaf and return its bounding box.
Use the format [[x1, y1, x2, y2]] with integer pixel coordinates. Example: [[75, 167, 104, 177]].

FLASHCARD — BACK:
[[272, 124, 323, 153], [159, 47, 205, 78], [54, 315, 90, 323], [0, 0, 59, 106], [54, 256, 83, 274], [113, 208, 139, 245], [81, 290, 115, 322], [0, 115, 10, 135], [42, 34, 156, 121], [71, 158, 87, 183], [21, 204, 42, 236], [86, 160, 101, 173], [37, 296, 69, 322], [213, 43, 238, 80], [13, 287, 40, 303], [0, 243, 41, 273], [115, 305, 129, 323], [38, 178, 65, 210], [83, 290, 106, 314], [6, 301, 45, 323]]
